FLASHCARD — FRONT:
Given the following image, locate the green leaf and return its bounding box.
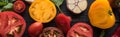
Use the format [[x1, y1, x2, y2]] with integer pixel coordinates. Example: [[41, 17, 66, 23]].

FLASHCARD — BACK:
[[3, 3, 13, 9], [8, 0, 15, 3], [4, 0, 8, 3], [51, 0, 63, 7], [0, 0, 4, 2], [51, 0, 64, 12], [0, 2, 7, 6], [0, 0, 15, 3], [2, 3, 13, 11]]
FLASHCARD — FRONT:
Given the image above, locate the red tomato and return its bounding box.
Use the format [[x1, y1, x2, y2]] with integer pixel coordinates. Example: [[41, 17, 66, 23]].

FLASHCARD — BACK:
[[111, 25, 120, 37], [55, 13, 71, 34], [28, 22, 43, 37], [0, 11, 26, 37], [39, 27, 64, 37], [67, 22, 93, 37], [13, 0, 26, 13]]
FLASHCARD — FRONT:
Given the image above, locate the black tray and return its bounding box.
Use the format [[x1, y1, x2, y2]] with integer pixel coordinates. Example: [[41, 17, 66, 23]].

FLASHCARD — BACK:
[[21, 0, 120, 37]]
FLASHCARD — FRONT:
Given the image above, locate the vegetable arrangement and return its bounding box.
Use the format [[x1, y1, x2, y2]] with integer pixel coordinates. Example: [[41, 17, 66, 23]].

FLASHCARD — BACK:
[[0, 0, 120, 37]]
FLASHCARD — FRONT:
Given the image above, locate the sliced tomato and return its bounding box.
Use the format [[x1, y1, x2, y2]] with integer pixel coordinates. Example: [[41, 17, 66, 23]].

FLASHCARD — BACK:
[[67, 22, 93, 37], [0, 11, 26, 37], [13, 0, 26, 13], [39, 27, 64, 37]]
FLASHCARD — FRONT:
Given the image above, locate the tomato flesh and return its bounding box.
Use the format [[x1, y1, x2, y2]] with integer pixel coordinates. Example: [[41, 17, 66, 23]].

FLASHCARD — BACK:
[[0, 11, 26, 37], [40, 27, 64, 37], [67, 22, 93, 37]]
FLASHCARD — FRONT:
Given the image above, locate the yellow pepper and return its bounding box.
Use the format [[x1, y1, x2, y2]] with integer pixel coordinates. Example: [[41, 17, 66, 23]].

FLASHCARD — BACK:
[[88, 0, 115, 29]]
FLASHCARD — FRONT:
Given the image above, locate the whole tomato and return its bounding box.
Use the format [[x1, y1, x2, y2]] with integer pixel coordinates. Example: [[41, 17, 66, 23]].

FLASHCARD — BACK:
[[28, 22, 43, 37], [0, 11, 26, 37], [55, 13, 71, 34], [67, 22, 93, 37], [13, 0, 26, 13]]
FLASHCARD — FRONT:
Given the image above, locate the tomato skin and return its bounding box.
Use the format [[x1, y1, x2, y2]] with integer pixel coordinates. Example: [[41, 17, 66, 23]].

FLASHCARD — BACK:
[[67, 22, 93, 37], [28, 22, 43, 37], [0, 11, 26, 37], [13, 0, 26, 13], [55, 13, 71, 34]]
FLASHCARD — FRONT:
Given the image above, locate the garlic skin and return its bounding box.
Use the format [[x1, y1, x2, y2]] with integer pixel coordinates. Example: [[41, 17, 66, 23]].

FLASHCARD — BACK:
[[25, 0, 34, 4]]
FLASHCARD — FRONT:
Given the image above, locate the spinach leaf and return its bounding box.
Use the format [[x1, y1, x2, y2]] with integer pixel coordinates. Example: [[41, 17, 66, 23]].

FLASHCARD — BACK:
[[8, 0, 15, 3], [51, 0, 64, 12], [0, 2, 7, 6], [0, 0, 15, 12], [51, 0, 63, 7], [0, 3, 13, 12], [0, 0, 15, 3]]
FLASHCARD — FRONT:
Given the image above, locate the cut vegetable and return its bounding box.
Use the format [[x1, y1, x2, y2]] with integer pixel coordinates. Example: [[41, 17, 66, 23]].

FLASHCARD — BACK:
[[67, 22, 93, 37], [66, 0, 88, 14], [0, 11, 26, 37], [39, 27, 64, 37], [88, 0, 115, 29], [29, 0, 56, 23]]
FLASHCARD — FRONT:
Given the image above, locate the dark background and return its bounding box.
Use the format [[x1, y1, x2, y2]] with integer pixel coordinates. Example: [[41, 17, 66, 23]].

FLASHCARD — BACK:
[[20, 0, 120, 37]]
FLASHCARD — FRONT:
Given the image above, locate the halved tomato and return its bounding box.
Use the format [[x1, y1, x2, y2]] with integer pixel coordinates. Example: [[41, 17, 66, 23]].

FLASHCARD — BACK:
[[29, 0, 56, 23], [39, 27, 64, 37], [67, 22, 93, 37], [0, 11, 26, 37]]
